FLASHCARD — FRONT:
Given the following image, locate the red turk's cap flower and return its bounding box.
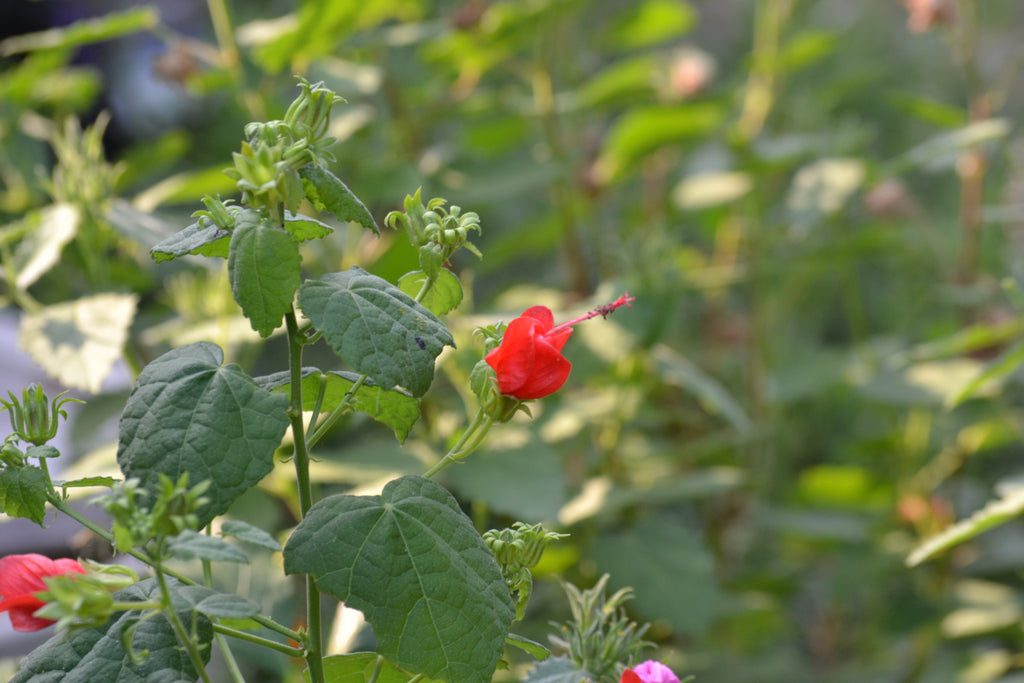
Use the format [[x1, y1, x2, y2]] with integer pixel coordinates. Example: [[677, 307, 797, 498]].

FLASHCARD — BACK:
[[0, 553, 86, 631], [485, 293, 634, 400], [623, 660, 681, 683]]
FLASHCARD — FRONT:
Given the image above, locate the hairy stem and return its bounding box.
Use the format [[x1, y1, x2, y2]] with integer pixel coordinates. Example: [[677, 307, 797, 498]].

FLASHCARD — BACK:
[[285, 308, 326, 683], [154, 565, 213, 683]]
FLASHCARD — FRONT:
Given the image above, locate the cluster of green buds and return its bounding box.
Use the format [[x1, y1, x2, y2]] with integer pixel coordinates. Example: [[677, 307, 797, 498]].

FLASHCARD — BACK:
[[483, 522, 567, 620], [34, 561, 140, 630], [45, 113, 121, 212], [224, 77, 344, 213], [549, 575, 652, 683], [101, 474, 210, 553], [385, 189, 482, 280], [1, 383, 81, 450]]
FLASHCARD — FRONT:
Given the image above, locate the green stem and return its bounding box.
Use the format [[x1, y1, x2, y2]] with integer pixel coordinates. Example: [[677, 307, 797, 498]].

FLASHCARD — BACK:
[[213, 623, 306, 658], [285, 308, 326, 683], [205, 0, 264, 120], [43, 492, 304, 643], [423, 409, 495, 478], [307, 375, 365, 449], [203, 528, 245, 683], [154, 565, 213, 683]]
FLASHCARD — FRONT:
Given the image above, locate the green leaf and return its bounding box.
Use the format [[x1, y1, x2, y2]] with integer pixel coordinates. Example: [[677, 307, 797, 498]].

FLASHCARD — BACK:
[[116, 342, 290, 528], [150, 219, 230, 263], [907, 487, 1024, 567], [0, 7, 159, 56], [297, 267, 454, 397], [605, 0, 696, 50], [284, 211, 335, 241], [523, 656, 592, 683], [283, 475, 515, 683], [397, 269, 464, 316], [0, 466, 49, 524], [220, 519, 282, 552], [10, 578, 212, 683], [299, 165, 378, 235], [59, 475, 119, 489], [256, 369, 421, 443], [589, 515, 719, 638], [597, 103, 724, 180], [310, 653, 443, 683], [176, 585, 261, 619], [19, 293, 138, 393], [228, 212, 302, 337], [167, 529, 249, 563], [505, 633, 551, 661]]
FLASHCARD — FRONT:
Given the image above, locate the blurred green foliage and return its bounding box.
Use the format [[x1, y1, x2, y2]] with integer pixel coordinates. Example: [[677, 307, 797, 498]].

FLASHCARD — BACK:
[[4, 0, 1024, 681]]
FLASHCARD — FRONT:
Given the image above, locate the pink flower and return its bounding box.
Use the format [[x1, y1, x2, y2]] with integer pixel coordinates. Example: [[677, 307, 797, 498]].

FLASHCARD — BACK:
[[622, 660, 681, 683], [0, 554, 86, 631], [485, 294, 634, 400]]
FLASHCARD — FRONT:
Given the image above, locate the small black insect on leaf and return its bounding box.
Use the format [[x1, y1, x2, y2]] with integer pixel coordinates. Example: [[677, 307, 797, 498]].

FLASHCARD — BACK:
[[414, 336, 427, 350]]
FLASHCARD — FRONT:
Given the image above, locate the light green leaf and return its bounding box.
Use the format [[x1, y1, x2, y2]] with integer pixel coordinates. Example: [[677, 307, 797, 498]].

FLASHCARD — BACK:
[[0, 7, 159, 56], [0, 466, 49, 525], [284, 211, 335, 241], [150, 219, 229, 263], [597, 103, 724, 180], [256, 369, 420, 443], [283, 475, 515, 683], [893, 118, 1011, 173], [297, 267, 454, 397], [652, 344, 752, 434], [605, 0, 696, 50], [228, 212, 302, 337], [907, 487, 1024, 567], [19, 292, 138, 393], [167, 529, 249, 563], [299, 165, 378, 235], [9, 578, 212, 683], [397, 269, 464, 317], [9, 203, 79, 290], [116, 342, 290, 528], [220, 519, 282, 552], [590, 515, 719, 637], [309, 653, 443, 683], [505, 633, 551, 661]]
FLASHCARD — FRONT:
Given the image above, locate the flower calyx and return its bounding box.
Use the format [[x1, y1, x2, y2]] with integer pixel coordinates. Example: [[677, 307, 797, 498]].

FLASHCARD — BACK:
[[386, 189, 482, 279], [484, 522, 567, 620], [1, 384, 82, 447]]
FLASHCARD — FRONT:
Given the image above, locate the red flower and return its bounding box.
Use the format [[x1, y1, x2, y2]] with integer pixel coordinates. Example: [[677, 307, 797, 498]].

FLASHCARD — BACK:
[[0, 553, 86, 631], [485, 294, 634, 400], [622, 661, 680, 683]]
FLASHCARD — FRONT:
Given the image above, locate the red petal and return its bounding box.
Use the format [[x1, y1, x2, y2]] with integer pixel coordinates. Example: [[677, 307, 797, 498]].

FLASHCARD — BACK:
[[487, 315, 544, 395], [513, 336, 571, 399], [622, 671, 643, 683], [520, 306, 554, 330], [0, 554, 58, 598]]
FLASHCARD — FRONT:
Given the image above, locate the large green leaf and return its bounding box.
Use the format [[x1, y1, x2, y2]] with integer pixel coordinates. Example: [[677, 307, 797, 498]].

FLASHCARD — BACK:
[[19, 292, 138, 393], [299, 165, 378, 234], [116, 342, 289, 528], [256, 368, 420, 443], [283, 475, 515, 683], [150, 219, 229, 263], [228, 212, 302, 337], [311, 653, 442, 683], [0, 466, 49, 525], [589, 515, 719, 638], [0, 6, 158, 56], [10, 578, 212, 683], [297, 267, 454, 397]]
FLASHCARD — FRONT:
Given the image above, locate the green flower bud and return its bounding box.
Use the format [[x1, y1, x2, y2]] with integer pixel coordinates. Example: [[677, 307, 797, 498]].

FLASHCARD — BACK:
[[1, 384, 82, 447]]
